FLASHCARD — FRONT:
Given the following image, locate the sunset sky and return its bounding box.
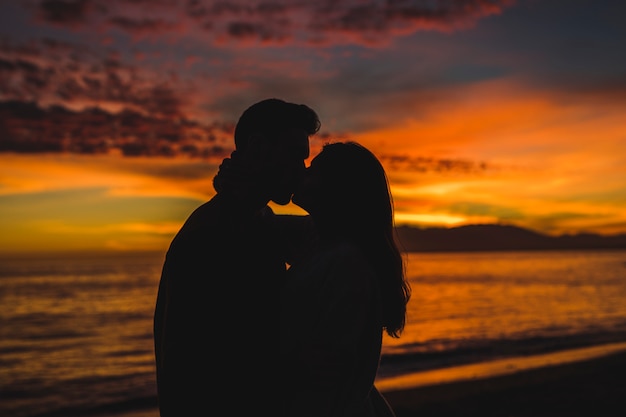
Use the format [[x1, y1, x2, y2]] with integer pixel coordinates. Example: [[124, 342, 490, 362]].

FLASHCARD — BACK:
[[1, 0, 625, 253]]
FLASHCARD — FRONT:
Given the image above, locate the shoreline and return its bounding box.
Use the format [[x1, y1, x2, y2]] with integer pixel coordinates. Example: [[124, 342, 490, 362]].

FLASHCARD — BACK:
[[382, 345, 626, 417], [102, 343, 626, 417], [376, 340, 626, 392]]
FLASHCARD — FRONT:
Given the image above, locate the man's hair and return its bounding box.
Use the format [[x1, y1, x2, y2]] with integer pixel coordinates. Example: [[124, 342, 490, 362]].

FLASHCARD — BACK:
[[234, 98, 321, 151]]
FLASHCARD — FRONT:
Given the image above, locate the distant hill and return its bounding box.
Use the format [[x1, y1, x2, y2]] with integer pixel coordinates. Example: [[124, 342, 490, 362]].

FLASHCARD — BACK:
[[394, 224, 626, 252]]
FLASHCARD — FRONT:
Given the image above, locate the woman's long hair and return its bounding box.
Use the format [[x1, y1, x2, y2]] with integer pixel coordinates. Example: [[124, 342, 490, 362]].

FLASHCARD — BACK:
[[313, 142, 411, 338]]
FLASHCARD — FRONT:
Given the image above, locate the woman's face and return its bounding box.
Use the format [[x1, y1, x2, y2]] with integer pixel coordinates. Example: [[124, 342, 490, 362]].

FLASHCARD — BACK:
[[291, 154, 328, 216], [266, 128, 310, 205]]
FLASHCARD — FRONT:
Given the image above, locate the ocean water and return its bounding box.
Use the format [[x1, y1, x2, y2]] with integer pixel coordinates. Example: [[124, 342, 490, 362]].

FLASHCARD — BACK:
[[1, 249, 626, 417], [0, 252, 163, 417], [380, 250, 626, 377]]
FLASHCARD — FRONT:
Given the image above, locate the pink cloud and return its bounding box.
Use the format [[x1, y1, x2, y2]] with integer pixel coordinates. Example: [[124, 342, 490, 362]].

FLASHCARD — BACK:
[[307, 0, 515, 45], [0, 36, 335, 157], [34, 0, 92, 27], [0, 99, 234, 158], [0, 37, 194, 117], [26, 0, 516, 46]]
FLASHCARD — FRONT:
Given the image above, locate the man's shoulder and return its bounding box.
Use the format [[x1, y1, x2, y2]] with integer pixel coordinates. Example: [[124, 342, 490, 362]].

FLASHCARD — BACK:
[[189, 194, 272, 219], [184, 194, 246, 225], [168, 195, 230, 244], [175, 194, 275, 242]]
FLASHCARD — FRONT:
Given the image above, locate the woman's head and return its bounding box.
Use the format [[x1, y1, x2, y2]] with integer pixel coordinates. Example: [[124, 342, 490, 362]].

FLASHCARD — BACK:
[[293, 141, 410, 337], [293, 141, 392, 233]]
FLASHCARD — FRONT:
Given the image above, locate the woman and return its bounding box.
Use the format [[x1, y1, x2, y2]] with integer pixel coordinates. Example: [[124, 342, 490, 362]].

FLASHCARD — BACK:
[[280, 141, 411, 417]]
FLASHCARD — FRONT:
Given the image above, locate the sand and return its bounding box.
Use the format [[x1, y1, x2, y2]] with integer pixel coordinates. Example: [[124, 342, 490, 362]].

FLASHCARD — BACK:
[[382, 348, 626, 417], [111, 345, 626, 417]]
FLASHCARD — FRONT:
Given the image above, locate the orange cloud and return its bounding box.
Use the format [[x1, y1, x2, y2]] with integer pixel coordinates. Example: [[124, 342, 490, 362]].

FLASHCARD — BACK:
[[0, 153, 219, 200], [347, 78, 626, 234], [0, 153, 222, 253]]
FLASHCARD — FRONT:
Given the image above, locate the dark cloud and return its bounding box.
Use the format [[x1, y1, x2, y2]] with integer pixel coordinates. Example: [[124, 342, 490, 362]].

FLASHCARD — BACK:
[[0, 37, 188, 117], [309, 0, 515, 43], [380, 154, 495, 174], [24, 0, 516, 46], [108, 16, 180, 35], [0, 100, 233, 158], [0, 37, 334, 157], [36, 0, 91, 26], [130, 160, 219, 180], [226, 21, 289, 42], [445, 201, 523, 220]]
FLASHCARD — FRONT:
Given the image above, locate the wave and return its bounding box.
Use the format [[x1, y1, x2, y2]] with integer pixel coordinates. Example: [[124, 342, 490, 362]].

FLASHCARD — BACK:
[[26, 396, 158, 417], [378, 328, 626, 378]]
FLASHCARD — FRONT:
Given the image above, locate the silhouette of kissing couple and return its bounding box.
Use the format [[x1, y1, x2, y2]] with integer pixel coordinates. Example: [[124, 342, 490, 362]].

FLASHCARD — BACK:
[[154, 98, 411, 417]]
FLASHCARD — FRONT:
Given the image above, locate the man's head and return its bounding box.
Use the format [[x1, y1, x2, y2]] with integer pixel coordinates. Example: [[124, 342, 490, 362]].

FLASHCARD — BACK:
[[233, 98, 321, 205]]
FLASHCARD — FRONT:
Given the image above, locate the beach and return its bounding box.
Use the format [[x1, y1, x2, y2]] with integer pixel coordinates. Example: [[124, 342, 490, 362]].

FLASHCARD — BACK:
[[3, 250, 626, 417], [96, 348, 626, 417], [110, 346, 626, 417], [382, 348, 626, 417]]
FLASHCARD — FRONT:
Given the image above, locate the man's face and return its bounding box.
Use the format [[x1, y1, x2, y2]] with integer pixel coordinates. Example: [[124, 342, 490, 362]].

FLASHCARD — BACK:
[[291, 153, 323, 215], [266, 128, 310, 205]]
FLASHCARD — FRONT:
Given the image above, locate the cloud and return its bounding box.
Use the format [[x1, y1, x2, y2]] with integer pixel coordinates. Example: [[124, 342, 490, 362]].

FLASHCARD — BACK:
[[108, 15, 182, 35], [0, 36, 239, 157], [0, 152, 221, 206], [25, 0, 516, 46], [380, 153, 495, 174], [0, 36, 342, 156], [306, 0, 515, 45], [35, 0, 91, 27], [0, 37, 194, 116], [0, 186, 197, 252], [0, 100, 233, 158], [445, 201, 524, 220]]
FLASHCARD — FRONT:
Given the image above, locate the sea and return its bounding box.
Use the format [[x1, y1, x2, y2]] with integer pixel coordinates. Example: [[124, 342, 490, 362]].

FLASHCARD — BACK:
[[1, 249, 626, 417]]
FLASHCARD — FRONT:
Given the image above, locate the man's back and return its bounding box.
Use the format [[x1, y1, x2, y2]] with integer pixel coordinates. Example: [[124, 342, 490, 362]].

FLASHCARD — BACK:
[[154, 193, 285, 415]]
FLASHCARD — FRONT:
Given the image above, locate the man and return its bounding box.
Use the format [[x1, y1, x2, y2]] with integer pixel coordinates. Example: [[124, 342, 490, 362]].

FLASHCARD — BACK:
[[153, 98, 321, 416]]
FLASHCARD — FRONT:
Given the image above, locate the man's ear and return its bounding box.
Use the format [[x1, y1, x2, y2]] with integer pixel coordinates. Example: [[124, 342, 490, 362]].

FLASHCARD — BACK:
[[247, 133, 265, 148], [246, 133, 271, 160]]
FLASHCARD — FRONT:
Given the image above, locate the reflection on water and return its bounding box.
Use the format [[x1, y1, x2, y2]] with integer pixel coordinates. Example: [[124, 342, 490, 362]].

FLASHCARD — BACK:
[[1, 249, 626, 417], [0, 252, 164, 417], [383, 250, 626, 355]]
